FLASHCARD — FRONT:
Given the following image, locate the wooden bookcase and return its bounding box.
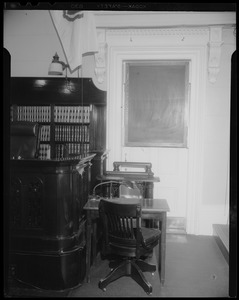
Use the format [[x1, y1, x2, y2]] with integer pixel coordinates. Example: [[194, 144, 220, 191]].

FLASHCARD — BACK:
[[10, 77, 106, 160], [9, 77, 107, 289]]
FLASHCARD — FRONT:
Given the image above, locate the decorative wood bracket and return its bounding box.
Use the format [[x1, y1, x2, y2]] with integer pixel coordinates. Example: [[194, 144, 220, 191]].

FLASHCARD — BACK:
[[94, 42, 107, 84], [95, 30, 107, 84], [208, 27, 223, 83]]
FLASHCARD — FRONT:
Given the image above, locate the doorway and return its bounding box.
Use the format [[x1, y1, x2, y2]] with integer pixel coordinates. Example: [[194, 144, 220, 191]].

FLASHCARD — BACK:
[[106, 37, 207, 234]]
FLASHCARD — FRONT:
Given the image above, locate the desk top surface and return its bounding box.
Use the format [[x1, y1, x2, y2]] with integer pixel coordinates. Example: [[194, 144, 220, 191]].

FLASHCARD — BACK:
[[10, 154, 96, 166], [97, 173, 160, 182], [84, 198, 170, 212]]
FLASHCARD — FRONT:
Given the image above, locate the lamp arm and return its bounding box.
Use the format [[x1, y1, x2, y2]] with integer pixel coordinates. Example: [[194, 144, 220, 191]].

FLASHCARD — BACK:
[[92, 181, 120, 196], [58, 61, 69, 70]]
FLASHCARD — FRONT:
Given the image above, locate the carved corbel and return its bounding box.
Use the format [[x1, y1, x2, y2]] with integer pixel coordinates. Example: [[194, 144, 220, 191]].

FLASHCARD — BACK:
[[95, 30, 107, 84], [94, 42, 107, 84], [208, 27, 223, 83]]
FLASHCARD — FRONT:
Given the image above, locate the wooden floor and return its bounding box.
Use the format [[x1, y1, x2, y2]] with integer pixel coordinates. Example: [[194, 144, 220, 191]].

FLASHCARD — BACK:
[[5, 234, 230, 298]]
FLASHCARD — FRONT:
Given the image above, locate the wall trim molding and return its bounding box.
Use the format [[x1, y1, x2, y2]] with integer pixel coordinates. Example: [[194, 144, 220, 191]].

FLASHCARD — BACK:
[[95, 12, 236, 29], [106, 27, 209, 37]]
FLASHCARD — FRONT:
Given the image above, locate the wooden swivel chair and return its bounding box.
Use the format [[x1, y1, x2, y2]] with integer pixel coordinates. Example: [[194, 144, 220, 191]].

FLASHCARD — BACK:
[[10, 121, 40, 159], [98, 199, 161, 295]]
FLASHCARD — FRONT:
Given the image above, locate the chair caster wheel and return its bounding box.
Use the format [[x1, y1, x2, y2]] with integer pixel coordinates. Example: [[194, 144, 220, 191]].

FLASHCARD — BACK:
[[99, 279, 106, 291], [147, 292, 152, 295]]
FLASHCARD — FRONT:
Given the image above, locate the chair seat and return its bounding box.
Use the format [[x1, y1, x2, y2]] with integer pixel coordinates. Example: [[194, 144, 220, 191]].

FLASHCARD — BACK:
[[109, 227, 160, 249]]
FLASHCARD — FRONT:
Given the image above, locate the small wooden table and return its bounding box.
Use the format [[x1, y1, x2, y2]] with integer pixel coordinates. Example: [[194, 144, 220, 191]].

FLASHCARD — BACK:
[[83, 197, 170, 285]]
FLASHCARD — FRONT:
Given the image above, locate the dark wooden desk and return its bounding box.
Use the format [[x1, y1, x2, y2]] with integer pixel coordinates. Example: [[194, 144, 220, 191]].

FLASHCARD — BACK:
[[9, 155, 95, 290], [83, 198, 170, 285]]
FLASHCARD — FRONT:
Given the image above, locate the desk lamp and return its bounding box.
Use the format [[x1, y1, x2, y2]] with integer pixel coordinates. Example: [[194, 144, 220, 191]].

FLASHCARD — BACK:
[[48, 53, 69, 75]]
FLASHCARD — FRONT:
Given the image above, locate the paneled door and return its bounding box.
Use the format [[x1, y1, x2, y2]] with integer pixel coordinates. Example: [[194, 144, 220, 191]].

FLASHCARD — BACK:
[[120, 61, 190, 233]]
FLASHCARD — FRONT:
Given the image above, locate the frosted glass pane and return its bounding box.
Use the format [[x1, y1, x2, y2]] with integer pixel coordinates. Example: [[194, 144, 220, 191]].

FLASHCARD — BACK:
[[124, 61, 189, 147]]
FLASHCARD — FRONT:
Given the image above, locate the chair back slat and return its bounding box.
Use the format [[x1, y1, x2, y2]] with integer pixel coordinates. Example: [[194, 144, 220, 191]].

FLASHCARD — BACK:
[[107, 213, 134, 239], [130, 217, 134, 237]]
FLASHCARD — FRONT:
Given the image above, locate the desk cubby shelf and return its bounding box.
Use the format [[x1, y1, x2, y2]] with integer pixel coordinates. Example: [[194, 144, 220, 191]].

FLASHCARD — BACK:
[[10, 77, 106, 160]]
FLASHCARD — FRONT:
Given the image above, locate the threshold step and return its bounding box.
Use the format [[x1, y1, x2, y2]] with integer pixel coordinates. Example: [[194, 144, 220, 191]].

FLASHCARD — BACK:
[[213, 224, 229, 264]]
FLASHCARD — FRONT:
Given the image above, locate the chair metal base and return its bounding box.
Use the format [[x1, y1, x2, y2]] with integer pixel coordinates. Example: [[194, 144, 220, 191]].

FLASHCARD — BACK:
[[99, 258, 156, 295]]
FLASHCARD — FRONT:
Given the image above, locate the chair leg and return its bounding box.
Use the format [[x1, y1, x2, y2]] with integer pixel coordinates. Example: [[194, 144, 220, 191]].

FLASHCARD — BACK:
[[99, 260, 128, 291], [135, 259, 156, 273], [131, 261, 153, 295]]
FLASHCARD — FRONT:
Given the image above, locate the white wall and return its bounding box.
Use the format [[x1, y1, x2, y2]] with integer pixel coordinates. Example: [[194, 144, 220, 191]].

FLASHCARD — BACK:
[[4, 10, 236, 235], [3, 10, 103, 89], [197, 28, 235, 234]]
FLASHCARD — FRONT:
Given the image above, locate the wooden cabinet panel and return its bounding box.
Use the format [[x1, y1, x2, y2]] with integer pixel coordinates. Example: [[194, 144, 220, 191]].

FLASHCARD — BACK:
[[9, 157, 94, 290]]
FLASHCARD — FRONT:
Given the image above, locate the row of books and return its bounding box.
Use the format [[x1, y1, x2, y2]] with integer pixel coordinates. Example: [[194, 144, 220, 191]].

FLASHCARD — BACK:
[[39, 125, 50, 142], [67, 143, 90, 155], [55, 143, 90, 159], [16, 106, 51, 122], [54, 106, 90, 123], [13, 105, 91, 124], [38, 143, 90, 160], [55, 125, 90, 142], [38, 144, 51, 160]]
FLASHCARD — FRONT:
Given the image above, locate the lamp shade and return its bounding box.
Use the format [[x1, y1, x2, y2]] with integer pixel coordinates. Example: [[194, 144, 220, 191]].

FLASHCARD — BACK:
[[48, 53, 66, 75], [48, 61, 63, 75]]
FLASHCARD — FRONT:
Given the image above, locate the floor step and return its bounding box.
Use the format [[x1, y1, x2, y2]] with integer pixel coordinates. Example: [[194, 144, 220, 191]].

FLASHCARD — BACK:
[[166, 217, 187, 234], [213, 224, 229, 264]]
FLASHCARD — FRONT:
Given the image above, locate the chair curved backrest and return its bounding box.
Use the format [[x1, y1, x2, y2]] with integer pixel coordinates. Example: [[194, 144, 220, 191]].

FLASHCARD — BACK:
[[10, 121, 40, 159]]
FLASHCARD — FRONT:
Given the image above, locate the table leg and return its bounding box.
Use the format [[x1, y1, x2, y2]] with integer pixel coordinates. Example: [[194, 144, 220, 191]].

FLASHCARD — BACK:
[[85, 210, 92, 283], [159, 212, 166, 285], [92, 221, 97, 264]]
